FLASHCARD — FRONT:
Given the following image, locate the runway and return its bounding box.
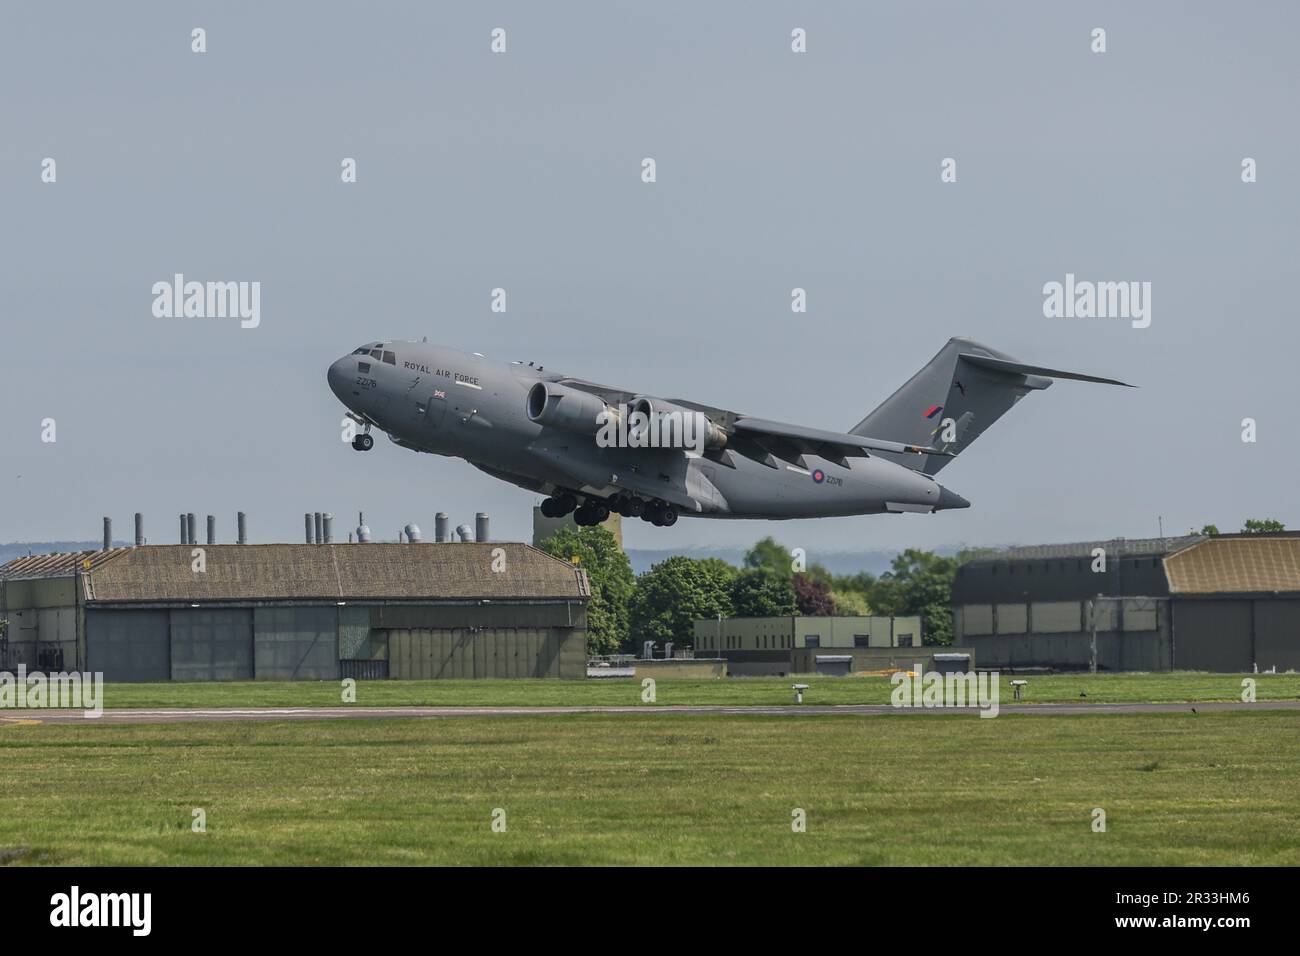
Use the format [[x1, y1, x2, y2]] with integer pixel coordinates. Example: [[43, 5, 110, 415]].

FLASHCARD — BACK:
[[3, 700, 1298, 725]]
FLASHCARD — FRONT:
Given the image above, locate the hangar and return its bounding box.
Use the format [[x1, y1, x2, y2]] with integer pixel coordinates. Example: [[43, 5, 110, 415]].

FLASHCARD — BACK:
[[0, 543, 590, 681], [952, 533, 1300, 672], [691, 614, 957, 676]]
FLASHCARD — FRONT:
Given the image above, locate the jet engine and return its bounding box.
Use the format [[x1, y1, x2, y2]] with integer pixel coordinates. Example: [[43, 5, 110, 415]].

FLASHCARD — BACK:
[[526, 381, 620, 435], [628, 397, 728, 450]]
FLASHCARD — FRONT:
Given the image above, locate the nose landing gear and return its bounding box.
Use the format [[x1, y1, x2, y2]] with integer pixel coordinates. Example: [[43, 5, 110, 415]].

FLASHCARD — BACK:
[[351, 432, 374, 451]]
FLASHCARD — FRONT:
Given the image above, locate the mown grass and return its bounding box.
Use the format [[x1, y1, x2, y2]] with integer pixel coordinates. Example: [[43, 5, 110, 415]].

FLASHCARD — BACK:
[[0, 712, 1296, 865], [29, 671, 1300, 710]]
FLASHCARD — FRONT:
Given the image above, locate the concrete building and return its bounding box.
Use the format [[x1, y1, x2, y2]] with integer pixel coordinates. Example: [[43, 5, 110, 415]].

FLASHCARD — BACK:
[[692, 614, 935, 676], [952, 533, 1300, 672], [0, 543, 590, 681]]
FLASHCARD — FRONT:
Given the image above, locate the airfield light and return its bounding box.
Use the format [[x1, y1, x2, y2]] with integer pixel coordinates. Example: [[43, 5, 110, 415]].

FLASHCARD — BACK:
[[792, 683, 809, 704], [1011, 679, 1028, 701]]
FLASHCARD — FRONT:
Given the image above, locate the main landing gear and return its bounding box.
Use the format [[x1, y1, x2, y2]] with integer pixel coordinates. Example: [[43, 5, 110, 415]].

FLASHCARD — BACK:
[[542, 491, 678, 527], [539, 492, 578, 519]]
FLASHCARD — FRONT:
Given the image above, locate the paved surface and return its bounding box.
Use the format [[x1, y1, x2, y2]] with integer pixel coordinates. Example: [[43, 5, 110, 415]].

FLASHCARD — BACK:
[[2, 700, 1297, 725]]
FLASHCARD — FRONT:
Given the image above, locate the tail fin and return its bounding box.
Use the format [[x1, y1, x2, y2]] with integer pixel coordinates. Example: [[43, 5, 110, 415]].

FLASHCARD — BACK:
[[849, 337, 1133, 475]]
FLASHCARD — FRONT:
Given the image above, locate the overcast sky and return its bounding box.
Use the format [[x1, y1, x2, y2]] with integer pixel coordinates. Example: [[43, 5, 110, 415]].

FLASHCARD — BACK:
[[2, 2, 1297, 557]]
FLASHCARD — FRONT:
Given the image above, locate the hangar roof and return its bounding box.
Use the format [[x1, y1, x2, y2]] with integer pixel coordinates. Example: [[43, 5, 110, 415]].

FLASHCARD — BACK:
[[965, 535, 1203, 564], [0, 548, 132, 580], [2, 544, 590, 603], [1164, 535, 1300, 595]]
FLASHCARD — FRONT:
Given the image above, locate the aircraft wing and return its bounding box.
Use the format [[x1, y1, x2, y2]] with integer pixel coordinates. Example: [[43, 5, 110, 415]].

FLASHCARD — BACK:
[[553, 376, 636, 406], [731, 417, 953, 467]]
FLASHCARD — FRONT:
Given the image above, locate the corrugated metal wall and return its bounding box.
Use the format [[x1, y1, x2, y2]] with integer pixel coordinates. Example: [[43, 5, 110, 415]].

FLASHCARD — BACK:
[[253, 606, 339, 680], [386, 627, 583, 679], [337, 606, 373, 659], [85, 609, 170, 682], [1172, 599, 1252, 671], [1255, 599, 1300, 671], [169, 608, 254, 681]]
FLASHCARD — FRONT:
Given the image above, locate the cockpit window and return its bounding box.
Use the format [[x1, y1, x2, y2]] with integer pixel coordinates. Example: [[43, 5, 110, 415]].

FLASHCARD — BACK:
[[369, 349, 383, 359], [382, 351, 396, 365], [352, 347, 369, 355]]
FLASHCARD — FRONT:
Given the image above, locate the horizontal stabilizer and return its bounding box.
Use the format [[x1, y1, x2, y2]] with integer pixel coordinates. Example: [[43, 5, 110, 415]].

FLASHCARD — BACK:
[[959, 353, 1135, 388]]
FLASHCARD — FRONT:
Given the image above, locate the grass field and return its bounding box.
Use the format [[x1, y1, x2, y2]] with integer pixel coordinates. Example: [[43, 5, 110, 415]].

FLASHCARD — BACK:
[[29, 671, 1300, 710], [1, 711, 1297, 865]]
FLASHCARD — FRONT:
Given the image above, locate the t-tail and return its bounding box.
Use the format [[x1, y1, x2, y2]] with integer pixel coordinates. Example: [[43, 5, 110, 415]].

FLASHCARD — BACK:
[[849, 337, 1133, 476]]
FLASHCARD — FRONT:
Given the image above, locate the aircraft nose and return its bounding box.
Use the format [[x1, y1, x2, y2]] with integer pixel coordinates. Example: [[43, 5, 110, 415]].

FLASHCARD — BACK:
[[327, 357, 350, 401], [935, 485, 971, 511]]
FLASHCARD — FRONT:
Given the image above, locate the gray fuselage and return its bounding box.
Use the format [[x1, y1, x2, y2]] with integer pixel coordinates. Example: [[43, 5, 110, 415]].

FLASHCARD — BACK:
[[327, 341, 961, 520]]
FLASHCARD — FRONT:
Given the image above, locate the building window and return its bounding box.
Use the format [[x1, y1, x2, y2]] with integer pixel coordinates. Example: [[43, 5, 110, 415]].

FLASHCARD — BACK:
[[854, 635, 869, 648], [805, 635, 820, 648], [897, 633, 914, 647]]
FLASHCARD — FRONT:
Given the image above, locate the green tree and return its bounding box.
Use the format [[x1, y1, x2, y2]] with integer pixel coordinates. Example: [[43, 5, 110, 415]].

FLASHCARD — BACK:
[[829, 588, 871, 616], [868, 549, 958, 646], [537, 526, 634, 654], [743, 536, 793, 576], [731, 567, 797, 617], [629, 556, 735, 650], [1199, 524, 1220, 536], [1242, 518, 1285, 534]]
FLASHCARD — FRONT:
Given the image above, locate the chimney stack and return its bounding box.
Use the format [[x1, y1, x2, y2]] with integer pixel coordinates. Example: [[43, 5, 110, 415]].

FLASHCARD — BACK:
[[456, 524, 473, 542], [102, 516, 112, 550], [305, 513, 314, 544], [134, 512, 144, 547], [186, 513, 197, 546], [405, 523, 422, 543], [207, 514, 216, 545], [435, 512, 449, 543], [237, 511, 247, 545], [314, 512, 324, 544], [323, 513, 334, 544], [475, 512, 489, 543], [180, 514, 188, 544]]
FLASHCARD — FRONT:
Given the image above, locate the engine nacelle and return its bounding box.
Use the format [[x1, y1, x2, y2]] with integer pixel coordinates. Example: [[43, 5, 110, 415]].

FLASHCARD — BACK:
[[628, 397, 728, 451], [526, 381, 620, 435]]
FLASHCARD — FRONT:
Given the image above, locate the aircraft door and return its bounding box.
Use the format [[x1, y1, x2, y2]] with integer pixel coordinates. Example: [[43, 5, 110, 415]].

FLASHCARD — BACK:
[[418, 390, 448, 429]]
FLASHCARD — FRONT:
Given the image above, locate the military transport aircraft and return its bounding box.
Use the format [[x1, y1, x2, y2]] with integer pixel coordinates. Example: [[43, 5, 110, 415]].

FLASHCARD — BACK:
[[327, 337, 1131, 528]]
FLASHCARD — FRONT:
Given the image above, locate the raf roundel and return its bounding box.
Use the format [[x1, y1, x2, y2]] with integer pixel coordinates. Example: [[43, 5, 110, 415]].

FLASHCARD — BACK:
[[812, 468, 826, 484]]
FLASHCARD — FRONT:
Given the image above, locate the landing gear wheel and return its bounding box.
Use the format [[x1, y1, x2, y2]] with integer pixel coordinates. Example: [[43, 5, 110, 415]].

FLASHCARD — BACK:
[[594, 505, 610, 523], [540, 498, 559, 518], [659, 506, 678, 526], [573, 506, 596, 527], [557, 493, 577, 516], [624, 497, 645, 518], [352, 433, 374, 451]]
